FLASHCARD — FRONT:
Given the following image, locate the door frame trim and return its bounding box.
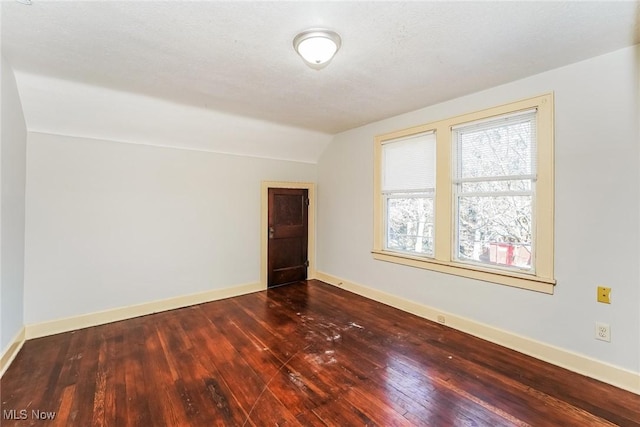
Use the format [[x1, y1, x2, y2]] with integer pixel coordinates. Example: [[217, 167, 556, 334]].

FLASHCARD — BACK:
[[261, 181, 316, 289]]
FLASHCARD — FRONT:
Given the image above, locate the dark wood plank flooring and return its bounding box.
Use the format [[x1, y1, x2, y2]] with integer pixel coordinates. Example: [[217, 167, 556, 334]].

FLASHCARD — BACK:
[[2, 280, 639, 426]]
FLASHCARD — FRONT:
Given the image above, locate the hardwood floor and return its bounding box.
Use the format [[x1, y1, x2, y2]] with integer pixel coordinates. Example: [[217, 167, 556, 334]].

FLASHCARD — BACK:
[[2, 280, 639, 426]]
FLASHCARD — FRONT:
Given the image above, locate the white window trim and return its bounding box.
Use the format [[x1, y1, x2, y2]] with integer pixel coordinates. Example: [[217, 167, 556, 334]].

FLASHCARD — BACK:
[[373, 94, 555, 294]]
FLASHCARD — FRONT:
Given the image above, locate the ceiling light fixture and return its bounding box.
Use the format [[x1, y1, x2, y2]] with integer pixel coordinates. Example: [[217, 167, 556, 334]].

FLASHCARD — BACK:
[[293, 29, 341, 70]]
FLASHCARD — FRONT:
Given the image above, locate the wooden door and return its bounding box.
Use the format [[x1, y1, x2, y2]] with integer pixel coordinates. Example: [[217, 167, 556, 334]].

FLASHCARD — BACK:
[[268, 188, 309, 288]]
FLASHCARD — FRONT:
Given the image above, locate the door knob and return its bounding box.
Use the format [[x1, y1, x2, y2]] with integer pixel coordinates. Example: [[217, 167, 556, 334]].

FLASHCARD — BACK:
[[269, 226, 275, 239]]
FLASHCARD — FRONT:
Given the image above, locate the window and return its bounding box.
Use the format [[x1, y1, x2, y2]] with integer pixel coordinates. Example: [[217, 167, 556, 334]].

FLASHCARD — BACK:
[[382, 131, 436, 257], [373, 94, 555, 293], [453, 110, 536, 272]]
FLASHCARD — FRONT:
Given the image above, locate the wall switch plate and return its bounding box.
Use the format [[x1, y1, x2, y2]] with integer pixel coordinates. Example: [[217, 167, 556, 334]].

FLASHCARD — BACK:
[[595, 322, 611, 342], [597, 286, 611, 304]]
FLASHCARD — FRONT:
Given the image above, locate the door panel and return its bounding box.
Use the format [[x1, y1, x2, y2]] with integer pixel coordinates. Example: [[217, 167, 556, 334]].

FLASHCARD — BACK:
[[274, 193, 304, 226], [268, 188, 308, 288]]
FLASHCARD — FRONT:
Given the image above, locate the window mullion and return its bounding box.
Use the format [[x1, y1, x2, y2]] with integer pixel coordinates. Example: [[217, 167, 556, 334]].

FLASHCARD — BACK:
[[434, 124, 451, 262]]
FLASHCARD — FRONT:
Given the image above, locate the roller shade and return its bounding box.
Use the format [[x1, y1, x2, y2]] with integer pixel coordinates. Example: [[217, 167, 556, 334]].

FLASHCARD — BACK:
[[382, 131, 436, 193]]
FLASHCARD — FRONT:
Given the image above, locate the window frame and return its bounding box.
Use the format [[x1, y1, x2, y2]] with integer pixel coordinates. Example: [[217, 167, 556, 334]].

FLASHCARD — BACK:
[[373, 94, 555, 293], [452, 109, 538, 274], [381, 130, 437, 258]]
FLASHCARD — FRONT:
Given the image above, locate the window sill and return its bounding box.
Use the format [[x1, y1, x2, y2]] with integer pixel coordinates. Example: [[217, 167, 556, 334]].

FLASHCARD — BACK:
[[371, 250, 555, 294]]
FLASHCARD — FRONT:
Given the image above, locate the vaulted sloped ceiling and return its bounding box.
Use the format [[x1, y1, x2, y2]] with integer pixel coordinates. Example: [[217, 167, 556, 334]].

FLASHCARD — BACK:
[[2, 1, 638, 162]]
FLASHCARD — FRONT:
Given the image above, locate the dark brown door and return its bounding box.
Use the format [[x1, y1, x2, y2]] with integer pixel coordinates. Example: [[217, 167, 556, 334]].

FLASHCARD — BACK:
[[268, 188, 309, 288]]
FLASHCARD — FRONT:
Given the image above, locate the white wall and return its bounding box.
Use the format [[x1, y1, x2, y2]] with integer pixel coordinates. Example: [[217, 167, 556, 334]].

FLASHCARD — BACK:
[[14, 72, 332, 164], [317, 45, 640, 373], [1, 55, 27, 353], [24, 132, 316, 324]]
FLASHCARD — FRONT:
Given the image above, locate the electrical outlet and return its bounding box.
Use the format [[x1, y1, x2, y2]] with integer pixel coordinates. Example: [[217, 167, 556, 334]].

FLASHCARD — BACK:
[[436, 315, 446, 324], [595, 322, 611, 342]]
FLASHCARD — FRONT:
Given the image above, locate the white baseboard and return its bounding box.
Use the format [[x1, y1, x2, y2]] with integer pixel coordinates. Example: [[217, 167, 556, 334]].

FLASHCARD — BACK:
[[26, 281, 264, 340], [0, 327, 26, 378], [315, 271, 640, 395]]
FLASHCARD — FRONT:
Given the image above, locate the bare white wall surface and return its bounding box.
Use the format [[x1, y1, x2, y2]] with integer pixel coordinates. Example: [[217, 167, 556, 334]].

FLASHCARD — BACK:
[[1, 55, 27, 352], [24, 132, 316, 324], [14, 72, 332, 164], [317, 45, 640, 373]]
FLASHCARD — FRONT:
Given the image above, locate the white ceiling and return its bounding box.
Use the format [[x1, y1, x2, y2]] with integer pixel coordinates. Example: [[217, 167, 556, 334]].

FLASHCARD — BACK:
[[2, 1, 639, 135]]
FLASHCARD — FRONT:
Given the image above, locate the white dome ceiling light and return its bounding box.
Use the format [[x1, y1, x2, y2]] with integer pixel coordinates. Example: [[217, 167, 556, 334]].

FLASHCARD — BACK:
[[293, 29, 341, 70]]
